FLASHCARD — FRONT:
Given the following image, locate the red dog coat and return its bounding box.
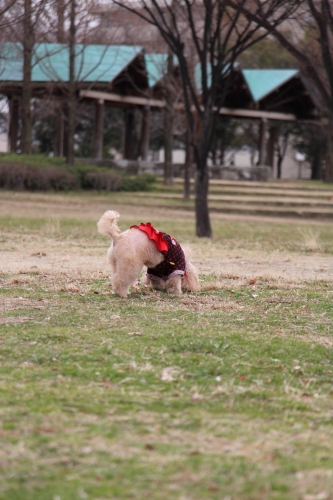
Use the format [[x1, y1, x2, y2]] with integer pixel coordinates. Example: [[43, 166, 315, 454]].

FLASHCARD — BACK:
[[130, 222, 186, 280]]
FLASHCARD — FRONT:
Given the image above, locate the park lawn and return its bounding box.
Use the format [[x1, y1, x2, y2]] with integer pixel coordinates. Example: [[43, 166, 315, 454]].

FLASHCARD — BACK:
[[1, 190, 333, 500]]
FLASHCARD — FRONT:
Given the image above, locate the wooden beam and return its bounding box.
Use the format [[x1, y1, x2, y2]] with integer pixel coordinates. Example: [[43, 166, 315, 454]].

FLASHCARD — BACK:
[[80, 89, 166, 109], [219, 107, 297, 121], [80, 89, 300, 121]]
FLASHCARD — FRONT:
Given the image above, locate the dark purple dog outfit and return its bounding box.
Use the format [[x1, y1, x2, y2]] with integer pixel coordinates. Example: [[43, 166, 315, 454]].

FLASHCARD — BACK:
[[130, 223, 186, 281]]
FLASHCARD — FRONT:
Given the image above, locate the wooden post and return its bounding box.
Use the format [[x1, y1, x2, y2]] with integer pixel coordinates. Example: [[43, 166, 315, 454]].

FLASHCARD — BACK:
[[258, 118, 268, 165], [93, 99, 104, 159], [124, 108, 135, 160], [8, 96, 20, 153], [62, 104, 69, 159], [266, 124, 276, 168], [140, 105, 150, 161], [54, 106, 64, 157]]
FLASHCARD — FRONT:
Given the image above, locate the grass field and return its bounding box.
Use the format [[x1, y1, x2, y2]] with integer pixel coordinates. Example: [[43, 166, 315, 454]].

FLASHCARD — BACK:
[[1, 190, 333, 500]]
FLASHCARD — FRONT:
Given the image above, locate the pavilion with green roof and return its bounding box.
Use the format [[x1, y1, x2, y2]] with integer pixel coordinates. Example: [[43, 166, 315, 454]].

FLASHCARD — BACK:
[[0, 42, 322, 167]]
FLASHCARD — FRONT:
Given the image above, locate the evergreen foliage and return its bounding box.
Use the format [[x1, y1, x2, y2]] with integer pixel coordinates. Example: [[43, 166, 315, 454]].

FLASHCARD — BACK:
[[0, 155, 156, 192]]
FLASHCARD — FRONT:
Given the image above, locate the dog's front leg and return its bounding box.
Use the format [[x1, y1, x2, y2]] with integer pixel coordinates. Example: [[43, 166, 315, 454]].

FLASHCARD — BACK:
[[165, 274, 182, 295]]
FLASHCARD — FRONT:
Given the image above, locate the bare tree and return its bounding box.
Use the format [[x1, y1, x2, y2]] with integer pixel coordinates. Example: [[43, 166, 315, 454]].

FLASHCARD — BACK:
[[56, 0, 65, 42], [224, 0, 333, 183], [0, 1, 22, 151], [4, 0, 105, 159], [113, 0, 300, 237], [275, 123, 293, 179], [21, 0, 33, 154], [67, 0, 76, 165], [0, 0, 20, 41], [164, 50, 174, 185], [5, 0, 54, 153], [292, 122, 327, 180]]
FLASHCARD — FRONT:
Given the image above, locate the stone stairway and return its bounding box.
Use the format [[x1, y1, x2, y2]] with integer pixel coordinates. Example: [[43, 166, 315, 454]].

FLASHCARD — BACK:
[[150, 179, 333, 220]]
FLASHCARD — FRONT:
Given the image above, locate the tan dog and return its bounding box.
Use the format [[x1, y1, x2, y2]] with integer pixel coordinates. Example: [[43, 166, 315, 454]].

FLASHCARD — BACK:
[[97, 210, 200, 298]]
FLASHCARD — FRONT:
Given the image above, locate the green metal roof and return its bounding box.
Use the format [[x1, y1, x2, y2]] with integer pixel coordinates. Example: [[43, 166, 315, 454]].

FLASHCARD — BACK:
[[144, 53, 168, 88], [144, 53, 179, 88], [0, 43, 302, 105], [195, 62, 237, 92], [242, 69, 299, 101], [0, 43, 143, 83]]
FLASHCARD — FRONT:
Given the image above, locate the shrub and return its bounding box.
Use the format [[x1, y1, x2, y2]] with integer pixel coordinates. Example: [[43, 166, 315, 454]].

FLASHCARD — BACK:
[[24, 165, 51, 191], [0, 162, 78, 191], [0, 158, 156, 192], [0, 153, 67, 168], [80, 169, 156, 192], [47, 168, 78, 191], [119, 173, 156, 191], [83, 171, 122, 191], [0, 163, 27, 190]]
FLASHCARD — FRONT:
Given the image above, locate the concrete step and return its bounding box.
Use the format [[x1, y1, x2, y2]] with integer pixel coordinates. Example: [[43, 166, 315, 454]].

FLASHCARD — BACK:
[[208, 202, 333, 218], [129, 197, 333, 220], [173, 178, 333, 192], [141, 192, 333, 208], [168, 179, 333, 198], [149, 179, 333, 219]]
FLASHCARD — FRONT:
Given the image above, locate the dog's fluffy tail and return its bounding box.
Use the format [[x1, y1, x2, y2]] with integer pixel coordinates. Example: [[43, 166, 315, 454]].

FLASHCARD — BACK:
[[97, 210, 121, 241]]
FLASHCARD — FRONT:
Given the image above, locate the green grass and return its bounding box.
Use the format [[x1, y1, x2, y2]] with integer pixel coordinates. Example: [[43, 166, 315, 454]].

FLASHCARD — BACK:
[[0, 152, 68, 168], [1, 191, 333, 499]]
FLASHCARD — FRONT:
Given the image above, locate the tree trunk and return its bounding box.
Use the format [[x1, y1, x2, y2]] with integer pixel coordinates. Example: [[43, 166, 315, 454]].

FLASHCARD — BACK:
[[62, 104, 69, 159], [21, 0, 32, 154], [183, 129, 193, 200], [195, 167, 211, 237], [93, 99, 104, 160], [67, 0, 76, 166], [9, 97, 20, 153], [220, 142, 226, 165], [54, 105, 64, 157], [57, 0, 65, 43], [164, 50, 174, 185], [311, 148, 324, 180], [277, 156, 283, 179], [258, 118, 267, 165], [325, 116, 333, 183], [164, 104, 173, 184], [124, 109, 136, 160], [192, 110, 212, 237], [266, 125, 276, 168], [140, 105, 150, 161]]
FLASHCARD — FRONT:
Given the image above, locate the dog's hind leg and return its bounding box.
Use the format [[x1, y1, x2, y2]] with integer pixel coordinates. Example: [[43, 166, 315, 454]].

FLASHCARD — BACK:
[[112, 259, 144, 298]]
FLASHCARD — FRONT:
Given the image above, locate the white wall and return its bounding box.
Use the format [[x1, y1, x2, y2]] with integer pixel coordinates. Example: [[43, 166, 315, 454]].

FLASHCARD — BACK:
[[0, 134, 8, 152], [155, 144, 312, 180]]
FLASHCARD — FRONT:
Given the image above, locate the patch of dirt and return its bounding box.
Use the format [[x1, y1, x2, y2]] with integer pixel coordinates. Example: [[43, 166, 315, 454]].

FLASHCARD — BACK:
[[180, 295, 246, 312], [1, 194, 333, 283], [0, 315, 32, 325], [197, 252, 333, 283], [2, 233, 333, 284], [0, 297, 49, 325]]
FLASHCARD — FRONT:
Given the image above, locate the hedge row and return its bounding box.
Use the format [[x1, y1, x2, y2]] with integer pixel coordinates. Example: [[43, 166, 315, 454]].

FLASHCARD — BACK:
[[0, 162, 156, 192]]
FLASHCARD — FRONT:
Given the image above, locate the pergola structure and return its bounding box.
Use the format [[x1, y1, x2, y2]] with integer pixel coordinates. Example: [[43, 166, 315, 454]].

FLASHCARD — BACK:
[[1, 43, 149, 156], [0, 42, 323, 165]]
